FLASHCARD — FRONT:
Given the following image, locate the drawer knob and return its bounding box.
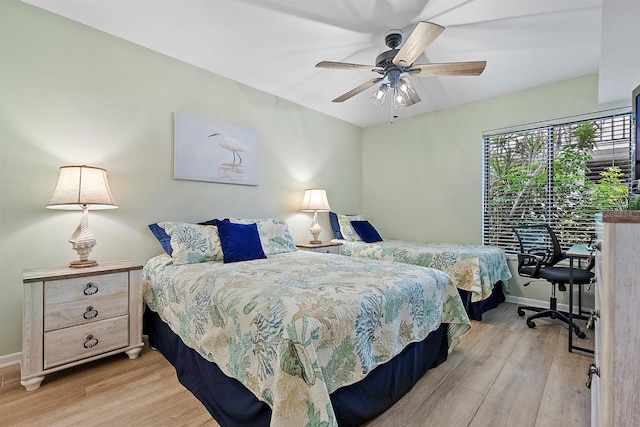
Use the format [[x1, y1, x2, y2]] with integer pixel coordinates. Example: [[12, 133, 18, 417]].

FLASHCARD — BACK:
[[83, 306, 99, 320], [83, 335, 99, 349], [83, 282, 99, 295]]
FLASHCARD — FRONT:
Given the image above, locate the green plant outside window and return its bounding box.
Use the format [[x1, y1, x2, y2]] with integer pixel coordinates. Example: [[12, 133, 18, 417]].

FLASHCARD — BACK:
[[483, 113, 634, 252]]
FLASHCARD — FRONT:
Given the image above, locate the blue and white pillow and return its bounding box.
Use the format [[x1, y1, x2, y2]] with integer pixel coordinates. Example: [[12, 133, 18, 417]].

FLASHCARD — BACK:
[[231, 218, 297, 255], [157, 221, 223, 265], [336, 213, 364, 241], [149, 218, 228, 255]]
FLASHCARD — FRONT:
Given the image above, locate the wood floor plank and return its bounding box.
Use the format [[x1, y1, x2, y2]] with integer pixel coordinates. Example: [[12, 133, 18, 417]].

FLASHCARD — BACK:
[[469, 360, 548, 427], [366, 359, 458, 426], [77, 386, 210, 427], [535, 351, 592, 427], [12, 373, 168, 426], [403, 383, 485, 427], [0, 374, 87, 409], [506, 322, 561, 375], [442, 324, 521, 395], [0, 303, 593, 426]]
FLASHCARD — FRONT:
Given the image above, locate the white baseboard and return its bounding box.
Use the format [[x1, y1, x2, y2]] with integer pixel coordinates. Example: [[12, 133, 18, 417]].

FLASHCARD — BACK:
[[0, 352, 21, 369], [505, 295, 582, 314], [506, 294, 588, 314]]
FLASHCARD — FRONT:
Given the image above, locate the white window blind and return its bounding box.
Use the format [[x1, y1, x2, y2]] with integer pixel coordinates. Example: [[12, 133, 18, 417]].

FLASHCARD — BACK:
[[483, 111, 633, 253]]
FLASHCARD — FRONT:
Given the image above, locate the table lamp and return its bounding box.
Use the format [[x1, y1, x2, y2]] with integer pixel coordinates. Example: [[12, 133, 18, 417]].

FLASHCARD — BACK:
[[300, 188, 331, 244], [46, 165, 118, 268]]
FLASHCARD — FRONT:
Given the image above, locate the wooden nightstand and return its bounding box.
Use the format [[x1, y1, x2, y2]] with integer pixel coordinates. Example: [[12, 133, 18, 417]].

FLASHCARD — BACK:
[[296, 241, 343, 255], [21, 260, 144, 391]]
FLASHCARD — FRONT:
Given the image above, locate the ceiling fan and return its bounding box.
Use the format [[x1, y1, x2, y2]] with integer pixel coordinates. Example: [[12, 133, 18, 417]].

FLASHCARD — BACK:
[[316, 22, 486, 109]]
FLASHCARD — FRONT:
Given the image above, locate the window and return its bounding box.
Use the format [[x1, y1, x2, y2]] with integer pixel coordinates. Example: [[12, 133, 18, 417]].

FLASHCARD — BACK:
[[483, 111, 633, 253]]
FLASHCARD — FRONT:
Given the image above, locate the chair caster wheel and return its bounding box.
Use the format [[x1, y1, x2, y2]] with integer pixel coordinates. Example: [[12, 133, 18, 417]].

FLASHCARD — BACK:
[[517, 308, 525, 317], [527, 321, 536, 329], [577, 331, 586, 339]]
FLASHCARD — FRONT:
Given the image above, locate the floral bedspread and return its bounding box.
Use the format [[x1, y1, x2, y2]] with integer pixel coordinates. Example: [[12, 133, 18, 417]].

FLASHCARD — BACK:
[[341, 240, 512, 303], [143, 250, 470, 427]]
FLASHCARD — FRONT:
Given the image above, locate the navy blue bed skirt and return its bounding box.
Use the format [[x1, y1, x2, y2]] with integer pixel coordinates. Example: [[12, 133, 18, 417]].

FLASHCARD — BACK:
[[458, 281, 506, 321], [144, 309, 449, 427]]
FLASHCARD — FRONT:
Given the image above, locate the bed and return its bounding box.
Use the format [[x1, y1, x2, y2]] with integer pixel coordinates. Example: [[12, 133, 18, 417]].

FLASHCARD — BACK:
[[330, 213, 512, 320], [143, 219, 470, 427]]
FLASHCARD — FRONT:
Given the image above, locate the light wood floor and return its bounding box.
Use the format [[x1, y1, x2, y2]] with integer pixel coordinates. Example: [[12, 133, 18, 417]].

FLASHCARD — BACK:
[[0, 302, 594, 427]]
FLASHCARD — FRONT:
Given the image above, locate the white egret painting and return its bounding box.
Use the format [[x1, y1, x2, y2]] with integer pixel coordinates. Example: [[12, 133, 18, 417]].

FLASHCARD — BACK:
[[174, 112, 259, 186]]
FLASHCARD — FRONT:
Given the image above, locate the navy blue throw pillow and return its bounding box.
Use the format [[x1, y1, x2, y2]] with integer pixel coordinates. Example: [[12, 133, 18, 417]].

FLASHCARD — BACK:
[[217, 221, 267, 263], [329, 212, 343, 239], [148, 223, 173, 255], [350, 220, 383, 243], [198, 218, 229, 226]]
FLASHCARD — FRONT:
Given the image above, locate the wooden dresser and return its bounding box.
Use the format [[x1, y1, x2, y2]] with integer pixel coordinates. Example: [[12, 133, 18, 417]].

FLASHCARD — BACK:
[[21, 260, 144, 391], [591, 211, 640, 426]]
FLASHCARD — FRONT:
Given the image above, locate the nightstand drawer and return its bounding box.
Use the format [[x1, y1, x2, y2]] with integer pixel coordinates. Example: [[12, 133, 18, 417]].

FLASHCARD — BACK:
[[44, 272, 129, 331], [43, 315, 129, 369], [314, 245, 341, 254], [296, 242, 343, 254]]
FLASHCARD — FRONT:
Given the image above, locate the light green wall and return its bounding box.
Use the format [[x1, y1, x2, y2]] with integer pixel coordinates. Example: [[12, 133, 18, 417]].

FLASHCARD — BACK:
[[0, 0, 362, 357], [362, 74, 629, 304]]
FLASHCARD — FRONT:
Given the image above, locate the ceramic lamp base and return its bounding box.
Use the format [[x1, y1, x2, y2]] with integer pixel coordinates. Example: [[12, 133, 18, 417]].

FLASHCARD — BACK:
[[69, 259, 98, 268], [68, 206, 98, 268], [308, 211, 323, 244]]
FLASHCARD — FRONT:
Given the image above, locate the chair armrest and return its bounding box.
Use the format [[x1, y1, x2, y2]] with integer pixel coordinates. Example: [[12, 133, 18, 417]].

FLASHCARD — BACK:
[[517, 253, 543, 277]]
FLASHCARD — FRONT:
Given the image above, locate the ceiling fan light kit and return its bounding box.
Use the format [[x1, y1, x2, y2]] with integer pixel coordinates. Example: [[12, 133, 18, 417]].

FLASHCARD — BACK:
[[369, 83, 389, 106], [316, 21, 486, 118]]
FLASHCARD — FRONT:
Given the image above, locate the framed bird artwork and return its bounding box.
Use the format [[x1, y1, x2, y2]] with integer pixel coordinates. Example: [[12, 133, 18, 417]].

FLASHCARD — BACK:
[[173, 112, 260, 186]]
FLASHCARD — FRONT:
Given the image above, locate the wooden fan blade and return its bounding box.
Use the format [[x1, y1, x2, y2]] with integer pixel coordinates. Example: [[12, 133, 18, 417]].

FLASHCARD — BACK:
[[393, 21, 444, 68], [410, 61, 487, 76], [316, 61, 383, 73], [332, 77, 384, 102]]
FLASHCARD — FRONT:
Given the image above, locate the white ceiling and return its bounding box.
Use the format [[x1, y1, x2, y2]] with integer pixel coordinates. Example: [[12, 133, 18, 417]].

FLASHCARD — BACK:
[[21, 0, 640, 128]]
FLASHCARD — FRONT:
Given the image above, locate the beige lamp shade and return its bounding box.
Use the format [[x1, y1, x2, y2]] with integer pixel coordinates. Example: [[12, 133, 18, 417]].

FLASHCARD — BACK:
[[301, 188, 330, 244], [47, 165, 118, 210], [300, 188, 331, 212], [47, 165, 118, 268]]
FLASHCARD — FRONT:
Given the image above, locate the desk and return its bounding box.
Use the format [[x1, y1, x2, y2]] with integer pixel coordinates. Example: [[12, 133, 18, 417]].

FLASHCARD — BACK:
[[566, 243, 594, 354]]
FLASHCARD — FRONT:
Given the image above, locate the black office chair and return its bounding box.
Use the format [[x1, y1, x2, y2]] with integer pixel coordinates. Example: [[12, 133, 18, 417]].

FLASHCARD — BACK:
[[511, 224, 594, 339]]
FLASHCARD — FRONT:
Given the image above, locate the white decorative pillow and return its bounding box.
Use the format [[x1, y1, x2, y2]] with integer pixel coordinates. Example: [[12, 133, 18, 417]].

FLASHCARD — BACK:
[[231, 218, 297, 255], [157, 222, 223, 265], [337, 214, 364, 241]]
